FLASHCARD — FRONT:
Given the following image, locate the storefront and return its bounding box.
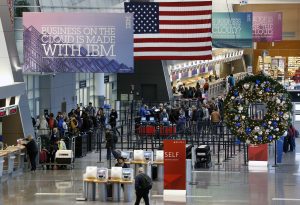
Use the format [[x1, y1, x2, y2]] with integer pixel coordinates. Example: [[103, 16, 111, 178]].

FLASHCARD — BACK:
[[169, 49, 246, 88], [254, 40, 300, 90]]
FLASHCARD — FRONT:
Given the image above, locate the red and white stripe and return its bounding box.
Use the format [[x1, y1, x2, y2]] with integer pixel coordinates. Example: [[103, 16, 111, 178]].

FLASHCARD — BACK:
[[134, 1, 212, 60]]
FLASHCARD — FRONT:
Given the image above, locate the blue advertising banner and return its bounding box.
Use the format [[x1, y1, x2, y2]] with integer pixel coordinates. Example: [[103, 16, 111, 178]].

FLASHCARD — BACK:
[[212, 12, 252, 48], [23, 13, 134, 73]]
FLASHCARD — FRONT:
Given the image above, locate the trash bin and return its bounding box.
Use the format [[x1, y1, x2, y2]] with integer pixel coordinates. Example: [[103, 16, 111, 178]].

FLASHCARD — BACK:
[[276, 137, 284, 163]]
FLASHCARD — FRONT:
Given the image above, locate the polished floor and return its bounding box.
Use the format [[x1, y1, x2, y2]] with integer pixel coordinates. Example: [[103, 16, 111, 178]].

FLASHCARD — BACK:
[[1, 140, 300, 205]]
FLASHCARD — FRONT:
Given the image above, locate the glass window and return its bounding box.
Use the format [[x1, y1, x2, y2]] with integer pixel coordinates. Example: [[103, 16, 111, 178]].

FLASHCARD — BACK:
[[27, 75, 33, 90], [28, 100, 33, 114], [35, 90, 40, 98], [36, 100, 40, 116], [35, 76, 39, 88], [23, 76, 28, 89], [27, 90, 33, 99]]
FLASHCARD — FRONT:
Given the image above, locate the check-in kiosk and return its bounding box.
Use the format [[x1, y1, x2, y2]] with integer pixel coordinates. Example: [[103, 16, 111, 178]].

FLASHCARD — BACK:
[[131, 150, 153, 177], [95, 168, 108, 202], [83, 166, 97, 201], [144, 151, 153, 177], [122, 168, 134, 202], [110, 167, 122, 202]]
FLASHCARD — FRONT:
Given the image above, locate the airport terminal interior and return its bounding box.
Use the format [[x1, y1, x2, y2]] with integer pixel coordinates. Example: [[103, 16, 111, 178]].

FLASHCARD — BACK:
[[1, 0, 300, 204]]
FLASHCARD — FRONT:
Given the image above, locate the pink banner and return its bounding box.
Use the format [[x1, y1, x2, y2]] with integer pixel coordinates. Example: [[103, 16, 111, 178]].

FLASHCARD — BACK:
[[253, 12, 282, 42]]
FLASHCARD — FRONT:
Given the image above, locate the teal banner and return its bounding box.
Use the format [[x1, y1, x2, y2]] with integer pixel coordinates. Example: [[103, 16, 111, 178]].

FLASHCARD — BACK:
[[212, 12, 253, 48]]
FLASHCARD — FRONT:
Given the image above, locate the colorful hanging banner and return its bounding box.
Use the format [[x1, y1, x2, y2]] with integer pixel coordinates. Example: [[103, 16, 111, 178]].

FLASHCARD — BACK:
[[23, 12, 134, 73], [253, 12, 282, 42], [212, 12, 253, 48], [164, 140, 186, 190]]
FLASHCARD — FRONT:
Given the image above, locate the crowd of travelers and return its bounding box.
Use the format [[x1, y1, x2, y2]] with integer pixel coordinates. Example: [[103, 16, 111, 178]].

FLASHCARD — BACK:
[[31, 102, 121, 169], [138, 95, 225, 134]]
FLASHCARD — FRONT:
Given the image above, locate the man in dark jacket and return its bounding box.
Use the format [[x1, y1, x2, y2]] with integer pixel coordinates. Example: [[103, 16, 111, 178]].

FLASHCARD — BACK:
[[105, 128, 116, 160], [25, 135, 38, 171], [134, 167, 152, 205], [109, 109, 120, 135]]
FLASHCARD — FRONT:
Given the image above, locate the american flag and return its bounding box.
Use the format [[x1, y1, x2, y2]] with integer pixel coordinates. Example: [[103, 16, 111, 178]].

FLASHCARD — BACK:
[[124, 1, 212, 60]]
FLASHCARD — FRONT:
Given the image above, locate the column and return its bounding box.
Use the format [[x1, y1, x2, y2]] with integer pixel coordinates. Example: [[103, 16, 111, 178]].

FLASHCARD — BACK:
[[94, 73, 105, 108]]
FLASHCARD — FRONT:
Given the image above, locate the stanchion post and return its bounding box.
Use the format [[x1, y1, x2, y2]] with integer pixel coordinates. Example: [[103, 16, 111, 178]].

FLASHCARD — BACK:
[[272, 140, 278, 167]]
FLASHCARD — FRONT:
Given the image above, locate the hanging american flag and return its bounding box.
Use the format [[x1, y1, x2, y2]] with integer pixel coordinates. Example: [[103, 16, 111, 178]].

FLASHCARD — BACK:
[[124, 1, 212, 60]]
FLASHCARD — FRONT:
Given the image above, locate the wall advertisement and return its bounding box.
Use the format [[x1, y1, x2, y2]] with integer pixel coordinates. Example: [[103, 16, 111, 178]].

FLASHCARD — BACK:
[[253, 12, 282, 42], [23, 12, 134, 73], [212, 12, 253, 48]]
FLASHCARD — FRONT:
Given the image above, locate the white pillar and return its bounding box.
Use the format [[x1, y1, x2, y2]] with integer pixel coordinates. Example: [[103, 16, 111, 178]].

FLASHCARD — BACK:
[[94, 73, 105, 107]]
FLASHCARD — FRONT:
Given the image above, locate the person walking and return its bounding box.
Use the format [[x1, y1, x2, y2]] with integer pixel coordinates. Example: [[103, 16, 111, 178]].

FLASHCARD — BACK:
[[105, 127, 115, 160], [25, 135, 38, 171], [134, 167, 152, 205], [287, 124, 296, 152], [109, 109, 120, 136], [228, 74, 235, 90]]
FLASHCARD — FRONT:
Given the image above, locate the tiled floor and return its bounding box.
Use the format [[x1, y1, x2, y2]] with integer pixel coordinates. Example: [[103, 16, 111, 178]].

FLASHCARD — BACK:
[[1, 139, 300, 205]]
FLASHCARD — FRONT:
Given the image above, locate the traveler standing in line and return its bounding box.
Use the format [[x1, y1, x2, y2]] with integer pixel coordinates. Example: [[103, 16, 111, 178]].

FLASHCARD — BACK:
[[198, 76, 206, 91], [134, 167, 152, 205], [287, 124, 296, 152], [105, 127, 114, 160], [203, 80, 209, 94], [25, 135, 38, 171], [211, 109, 221, 125], [109, 109, 120, 136], [38, 115, 49, 137], [86, 102, 96, 117], [48, 113, 57, 134]]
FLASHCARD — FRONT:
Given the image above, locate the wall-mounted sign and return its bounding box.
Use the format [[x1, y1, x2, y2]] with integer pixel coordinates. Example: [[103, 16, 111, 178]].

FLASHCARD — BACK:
[[8, 106, 17, 115], [104, 75, 109, 84], [212, 12, 253, 48], [0, 109, 6, 117], [79, 80, 86, 88], [23, 12, 134, 73], [0, 106, 18, 117], [253, 12, 282, 42]]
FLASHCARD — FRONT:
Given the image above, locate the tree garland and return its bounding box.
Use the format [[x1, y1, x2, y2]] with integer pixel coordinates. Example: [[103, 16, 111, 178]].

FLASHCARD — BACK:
[[224, 74, 292, 144]]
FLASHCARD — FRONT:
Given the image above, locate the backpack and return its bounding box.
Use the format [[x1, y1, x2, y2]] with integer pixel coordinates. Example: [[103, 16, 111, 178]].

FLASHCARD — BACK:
[[140, 174, 152, 190]]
